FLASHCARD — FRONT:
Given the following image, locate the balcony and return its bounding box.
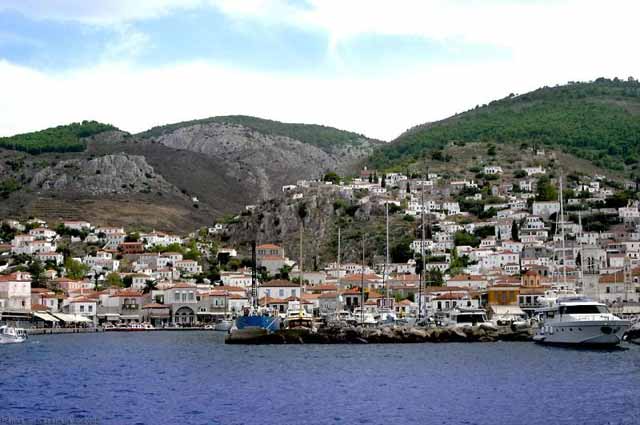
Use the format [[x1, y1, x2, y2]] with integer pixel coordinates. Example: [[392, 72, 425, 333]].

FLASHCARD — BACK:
[[122, 304, 139, 310]]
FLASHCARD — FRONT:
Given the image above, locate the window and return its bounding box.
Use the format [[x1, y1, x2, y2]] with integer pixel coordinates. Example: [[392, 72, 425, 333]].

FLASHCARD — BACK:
[[80, 305, 84, 312], [188, 292, 194, 301], [279, 289, 284, 297], [181, 293, 187, 302], [174, 292, 180, 301], [88, 305, 93, 312], [291, 289, 296, 297]]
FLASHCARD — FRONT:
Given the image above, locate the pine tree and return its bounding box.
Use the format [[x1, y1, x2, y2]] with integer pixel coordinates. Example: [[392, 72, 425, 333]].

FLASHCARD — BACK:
[[511, 220, 519, 241]]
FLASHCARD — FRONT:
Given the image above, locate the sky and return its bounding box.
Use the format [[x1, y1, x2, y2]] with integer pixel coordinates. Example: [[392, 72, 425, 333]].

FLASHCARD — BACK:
[[1, 0, 639, 141]]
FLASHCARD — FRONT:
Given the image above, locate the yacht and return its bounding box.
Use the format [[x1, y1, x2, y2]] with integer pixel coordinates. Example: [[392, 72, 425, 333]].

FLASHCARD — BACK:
[[533, 297, 630, 346], [0, 325, 28, 344], [353, 308, 379, 327], [437, 308, 497, 330]]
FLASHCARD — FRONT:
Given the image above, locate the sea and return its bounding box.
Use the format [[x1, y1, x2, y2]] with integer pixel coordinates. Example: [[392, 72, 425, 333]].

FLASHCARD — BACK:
[[1, 331, 639, 425]]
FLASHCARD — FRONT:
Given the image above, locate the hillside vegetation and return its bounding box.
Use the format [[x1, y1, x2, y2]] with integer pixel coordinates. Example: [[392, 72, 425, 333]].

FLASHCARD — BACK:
[[370, 78, 640, 172], [0, 121, 117, 154], [139, 115, 381, 152]]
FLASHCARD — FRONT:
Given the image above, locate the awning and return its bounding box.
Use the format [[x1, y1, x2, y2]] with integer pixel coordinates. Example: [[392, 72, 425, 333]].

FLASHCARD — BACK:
[[52, 313, 92, 323], [33, 312, 60, 322], [489, 305, 526, 316]]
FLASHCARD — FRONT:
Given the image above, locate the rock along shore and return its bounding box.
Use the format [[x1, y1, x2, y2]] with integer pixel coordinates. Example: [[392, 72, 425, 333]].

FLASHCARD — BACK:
[[225, 323, 534, 345]]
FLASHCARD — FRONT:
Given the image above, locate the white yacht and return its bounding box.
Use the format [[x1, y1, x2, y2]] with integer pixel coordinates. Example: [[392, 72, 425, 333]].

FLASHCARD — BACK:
[[353, 308, 378, 327], [437, 308, 497, 330], [0, 325, 28, 344], [283, 307, 314, 329], [533, 297, 630, 346]]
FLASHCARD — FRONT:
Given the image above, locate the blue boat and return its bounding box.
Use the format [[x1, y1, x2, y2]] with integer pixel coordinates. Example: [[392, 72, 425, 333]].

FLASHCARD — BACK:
[[235, 314, 280, 333]]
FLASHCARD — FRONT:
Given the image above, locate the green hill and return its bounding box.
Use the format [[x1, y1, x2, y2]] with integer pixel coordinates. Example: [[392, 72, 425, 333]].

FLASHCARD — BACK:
[[370, 78, 640, 172], [138, 115, 382, 152], [0, 121, 117, 154]]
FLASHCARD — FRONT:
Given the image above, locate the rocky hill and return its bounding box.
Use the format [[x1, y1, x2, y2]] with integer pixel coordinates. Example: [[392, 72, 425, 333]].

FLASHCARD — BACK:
[[0, 117, 381, 232]]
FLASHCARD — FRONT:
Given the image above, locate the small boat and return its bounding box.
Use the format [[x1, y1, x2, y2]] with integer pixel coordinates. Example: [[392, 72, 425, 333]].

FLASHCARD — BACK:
[[283, 308, 314, 330], [214, 319, 233, 332], [0, 325, 28, 344], [377, 307, 397, 325], [438, 308, 497, 330], [353, 308, 378, 327], [533, 297, 630, 346]]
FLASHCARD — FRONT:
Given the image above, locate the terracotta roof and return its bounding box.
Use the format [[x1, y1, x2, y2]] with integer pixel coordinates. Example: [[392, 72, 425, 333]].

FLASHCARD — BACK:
[[257, 244, 282, 250], [111, 290, 144, 298], [261, 280, 300, 288], [169, 282, 196, 289], [31, 303, 49, 311], [142, 303, 168, 309]]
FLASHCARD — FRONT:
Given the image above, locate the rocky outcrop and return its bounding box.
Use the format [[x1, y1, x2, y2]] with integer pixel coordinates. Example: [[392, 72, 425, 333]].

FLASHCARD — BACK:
[[150, 122, 375, 200], [30, 154, 180, 196]]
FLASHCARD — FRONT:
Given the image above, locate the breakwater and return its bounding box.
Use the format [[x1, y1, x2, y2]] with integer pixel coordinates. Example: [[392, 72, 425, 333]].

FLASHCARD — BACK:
[[225, 323, 533, 344]]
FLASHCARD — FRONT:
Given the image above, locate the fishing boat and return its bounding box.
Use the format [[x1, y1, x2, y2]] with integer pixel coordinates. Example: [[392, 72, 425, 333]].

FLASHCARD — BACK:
[[0, 325, 28, 344], [533, 297, 630, 346], [283, 303, 314, 329], [231, 241, 281, 334]]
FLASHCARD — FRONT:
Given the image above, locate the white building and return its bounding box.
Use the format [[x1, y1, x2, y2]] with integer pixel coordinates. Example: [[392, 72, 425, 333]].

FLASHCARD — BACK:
[[0, 271, 31, 311]]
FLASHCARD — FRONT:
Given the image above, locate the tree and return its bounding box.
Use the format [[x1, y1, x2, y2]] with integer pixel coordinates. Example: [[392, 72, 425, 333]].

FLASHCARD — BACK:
[[487, 145, 497, 156], [105, 272, 123, 287], [323, 172, 341, 185], [381, 174, 386, 188], [511, 220, 519, 241], [28, 259, 45, 288], [124, 232, 140, 242], [536, 176, 558, 201], [143, 280, 158, 294], [64, 258, 89, 280], [406, 181, 411, 193], [390, 240, 412, 263], [123, 275, 133, 288]]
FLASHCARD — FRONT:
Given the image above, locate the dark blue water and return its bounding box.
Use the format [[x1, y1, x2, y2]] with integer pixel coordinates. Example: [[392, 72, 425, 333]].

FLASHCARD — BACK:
[[1, 332, 639, 425]]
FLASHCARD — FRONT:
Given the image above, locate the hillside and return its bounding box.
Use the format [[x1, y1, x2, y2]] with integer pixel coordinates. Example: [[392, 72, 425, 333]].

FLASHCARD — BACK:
[[0, 121, 117, 154], [370, 78, 640, 174], [139, 115, 382, 153], [0, 117, 381, 231]]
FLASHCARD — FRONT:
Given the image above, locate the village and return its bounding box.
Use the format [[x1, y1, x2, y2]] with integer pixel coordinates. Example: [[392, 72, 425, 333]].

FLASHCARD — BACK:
[[2, 150, 640, 334]]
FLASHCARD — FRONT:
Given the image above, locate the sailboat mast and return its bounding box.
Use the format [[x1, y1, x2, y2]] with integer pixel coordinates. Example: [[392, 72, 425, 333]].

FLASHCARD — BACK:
[[361, 234, 365, 326], [384, 202, 390, 306], [559, 175, 567, 288], [251, 240, 257, 309], [419, 174, 426, 321], [299, 224, 304, 313], [337, 227, 341, 316]]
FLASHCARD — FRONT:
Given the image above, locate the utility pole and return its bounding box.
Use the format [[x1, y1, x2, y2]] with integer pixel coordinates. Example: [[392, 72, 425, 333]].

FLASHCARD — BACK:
[[419, 174, 426, 322], [299, 224, 304, 316]]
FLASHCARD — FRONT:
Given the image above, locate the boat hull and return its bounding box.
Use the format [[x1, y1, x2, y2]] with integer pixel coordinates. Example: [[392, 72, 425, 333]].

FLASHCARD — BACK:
[[235, 315, 280, 333], [534, 320, 630, 346]]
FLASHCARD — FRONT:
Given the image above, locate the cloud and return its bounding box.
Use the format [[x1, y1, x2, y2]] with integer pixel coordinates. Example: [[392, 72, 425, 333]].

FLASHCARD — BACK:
[[0, 0, 202, 25], [1, 1, 639, 141]]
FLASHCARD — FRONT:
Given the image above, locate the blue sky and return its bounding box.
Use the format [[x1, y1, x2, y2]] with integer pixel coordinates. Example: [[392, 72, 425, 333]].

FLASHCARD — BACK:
[[0, 0, 639, 140]]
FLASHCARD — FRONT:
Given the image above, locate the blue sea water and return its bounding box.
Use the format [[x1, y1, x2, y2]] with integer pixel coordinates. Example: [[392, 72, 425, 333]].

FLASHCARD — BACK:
[[1, 332, 639, 425]]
